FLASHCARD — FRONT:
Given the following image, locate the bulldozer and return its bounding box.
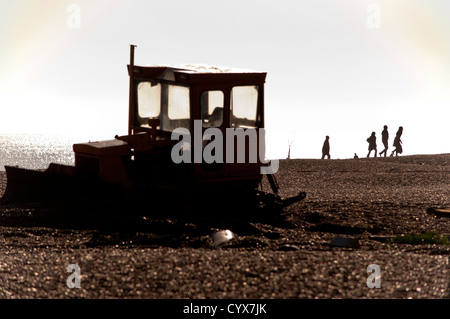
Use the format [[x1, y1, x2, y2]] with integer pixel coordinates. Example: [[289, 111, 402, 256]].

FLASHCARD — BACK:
[[0, 45, 305, 211]]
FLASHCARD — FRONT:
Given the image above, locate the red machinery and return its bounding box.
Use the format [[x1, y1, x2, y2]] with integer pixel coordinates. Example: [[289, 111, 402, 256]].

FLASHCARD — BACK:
[[1, 46, 305, 210]]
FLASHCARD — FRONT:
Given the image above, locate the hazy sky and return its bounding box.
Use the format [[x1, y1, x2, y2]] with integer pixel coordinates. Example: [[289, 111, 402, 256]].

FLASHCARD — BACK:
[[1, 0, 449, 159]]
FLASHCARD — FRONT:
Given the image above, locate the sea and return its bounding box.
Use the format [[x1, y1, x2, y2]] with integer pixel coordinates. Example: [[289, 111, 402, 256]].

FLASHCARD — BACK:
[[0, 133, 85, 171], [1, 133, 445, 171]]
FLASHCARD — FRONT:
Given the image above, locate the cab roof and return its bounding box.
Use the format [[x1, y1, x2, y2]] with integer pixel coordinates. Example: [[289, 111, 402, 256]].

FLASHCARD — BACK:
[[128, 64, 267, 85]]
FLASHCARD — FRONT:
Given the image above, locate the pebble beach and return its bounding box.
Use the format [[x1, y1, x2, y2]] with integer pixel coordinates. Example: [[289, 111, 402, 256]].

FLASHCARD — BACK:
[[0, 154, 449, 300]]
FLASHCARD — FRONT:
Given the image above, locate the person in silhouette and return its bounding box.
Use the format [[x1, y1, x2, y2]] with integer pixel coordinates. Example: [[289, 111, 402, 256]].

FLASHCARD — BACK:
[[379, 125, 389, 157], [390, 126, 403, 156], [321, 136, 330, 159], [366, 132, 377, 157]]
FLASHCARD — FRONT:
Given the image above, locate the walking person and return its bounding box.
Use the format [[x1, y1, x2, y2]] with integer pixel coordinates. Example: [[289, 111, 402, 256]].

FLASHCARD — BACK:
[[379, 125, 389, 157], [390, 126, 403, 156], [366, 132, 377, 158], [321, 136, 330, 159]]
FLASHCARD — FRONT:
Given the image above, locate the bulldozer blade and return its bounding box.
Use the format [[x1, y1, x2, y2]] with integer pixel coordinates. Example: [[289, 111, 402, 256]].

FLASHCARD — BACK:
[[0, 165, 122, 206]]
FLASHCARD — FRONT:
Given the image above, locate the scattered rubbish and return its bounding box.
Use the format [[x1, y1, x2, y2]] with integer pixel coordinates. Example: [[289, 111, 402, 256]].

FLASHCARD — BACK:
[[426, 207, 450, 218], [278, 244, 300, 251], [211, 230, 235, 247], [330, 236, 361, 248]]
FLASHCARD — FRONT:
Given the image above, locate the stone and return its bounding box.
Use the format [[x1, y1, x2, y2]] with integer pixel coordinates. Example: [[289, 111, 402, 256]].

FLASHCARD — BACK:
[[330, 236, 361, 248]]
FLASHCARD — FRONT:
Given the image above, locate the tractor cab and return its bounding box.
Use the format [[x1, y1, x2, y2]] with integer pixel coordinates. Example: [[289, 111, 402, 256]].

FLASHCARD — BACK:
[[73, 46, 269, 195], [130, 65, 265, 135]]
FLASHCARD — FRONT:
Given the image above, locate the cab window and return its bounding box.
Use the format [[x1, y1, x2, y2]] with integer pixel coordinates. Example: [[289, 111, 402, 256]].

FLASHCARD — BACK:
[[137, 81, 161, 118], [137, 81, 190, 132], [230, 85, 259, 128], [201, 90, 224, 128]]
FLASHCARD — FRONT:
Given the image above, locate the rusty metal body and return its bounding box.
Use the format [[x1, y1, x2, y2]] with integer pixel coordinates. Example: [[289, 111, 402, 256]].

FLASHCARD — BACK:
[[1, 46, 305, 209]]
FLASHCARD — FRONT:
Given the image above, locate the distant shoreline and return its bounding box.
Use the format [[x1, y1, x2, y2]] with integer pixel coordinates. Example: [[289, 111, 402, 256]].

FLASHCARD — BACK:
[[2, 152, 449, 172]]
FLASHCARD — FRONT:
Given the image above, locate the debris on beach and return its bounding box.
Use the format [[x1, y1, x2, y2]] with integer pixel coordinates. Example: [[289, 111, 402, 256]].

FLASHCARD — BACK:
[[278, 244, 300, 251], [426, 207, 450, 218], [211, 230, 235, 247], [330, 236, 361, 249]]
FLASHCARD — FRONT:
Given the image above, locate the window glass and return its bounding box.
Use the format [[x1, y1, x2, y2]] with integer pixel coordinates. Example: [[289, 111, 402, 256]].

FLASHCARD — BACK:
[[137, 82, 161, 118], [168, 85, 190, 120], [137, 81, 190, 132], [201, 90, 224, 128], [230, 85, 259, 128]]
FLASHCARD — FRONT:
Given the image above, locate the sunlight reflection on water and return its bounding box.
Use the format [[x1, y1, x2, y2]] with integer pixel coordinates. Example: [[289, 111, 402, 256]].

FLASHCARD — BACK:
[[0, 133, 95, 171]]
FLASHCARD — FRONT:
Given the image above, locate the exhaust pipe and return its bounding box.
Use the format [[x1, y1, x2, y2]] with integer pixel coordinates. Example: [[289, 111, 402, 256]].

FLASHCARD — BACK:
[[128, 44, 137, 135]]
